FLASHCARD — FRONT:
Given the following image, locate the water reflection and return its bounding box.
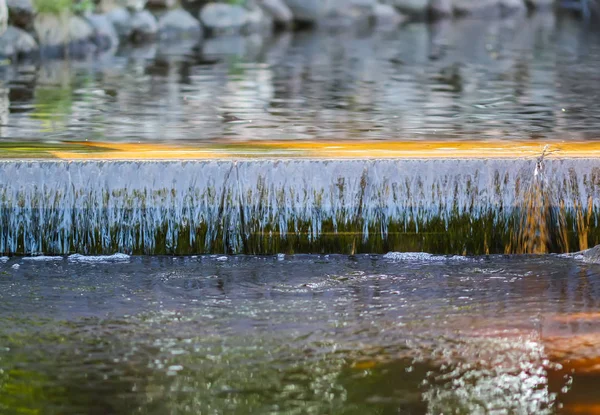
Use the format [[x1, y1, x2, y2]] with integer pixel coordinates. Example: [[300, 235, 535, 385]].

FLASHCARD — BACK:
[[0, 14, 599, 145]]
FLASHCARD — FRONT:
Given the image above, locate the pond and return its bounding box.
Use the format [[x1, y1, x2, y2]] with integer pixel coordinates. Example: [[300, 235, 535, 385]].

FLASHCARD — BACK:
[[1, 254, 599, 414]]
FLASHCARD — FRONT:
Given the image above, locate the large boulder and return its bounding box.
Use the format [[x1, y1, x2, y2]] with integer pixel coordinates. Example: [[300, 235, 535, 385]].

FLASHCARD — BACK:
[[199, 2, 248, 35], [245, 4, 273, 34], [106, 6, 132, 37], [86, 13, 119, 50], [282, 0, 329, 23], [260, 0, 293, 28], [130, 9, 158, 41], [6, 0, 33, 30], [158, 8, 203, 41], [0, 25, 37, 58]]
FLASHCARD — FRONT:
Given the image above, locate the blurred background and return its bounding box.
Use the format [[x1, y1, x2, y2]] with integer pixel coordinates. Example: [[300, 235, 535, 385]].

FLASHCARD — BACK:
[[0, 0, 598, 147]]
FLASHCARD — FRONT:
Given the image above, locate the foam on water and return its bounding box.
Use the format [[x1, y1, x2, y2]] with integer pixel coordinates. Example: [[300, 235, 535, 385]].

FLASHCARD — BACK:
[[383, 252, 471, 262], [21, 256, 63, 262], [67, 253, 131, 263], [1, 159, 599, 255], [0, 256, 8, 263]]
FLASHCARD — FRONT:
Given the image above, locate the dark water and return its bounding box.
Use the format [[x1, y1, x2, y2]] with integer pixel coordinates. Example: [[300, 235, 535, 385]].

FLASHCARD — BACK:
[[1, 14, 600, 147], [1, 254, 600, 414]]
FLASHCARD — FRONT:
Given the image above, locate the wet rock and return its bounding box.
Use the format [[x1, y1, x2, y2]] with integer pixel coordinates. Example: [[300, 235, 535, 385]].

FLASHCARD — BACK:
[[429, 0, 452, 19], [245, 4, 273, 34], [260, 0, 293, 28], [199, 2, 248, 35], [0, 25, 37, 58], [86, 13, 119, 50], [158, 8, 203, 41], [130, 9, 158, 41], [106, 7, 132, 38], [385, 0, 429, 19], [578, 244, 600, 263], [6, 0, 33, 30], [0, 0, 6, 35], [122, 0, 147, 11], [34, 14, 94, 54], [282, 0, 327, 23], [374, 3, 406, 27]]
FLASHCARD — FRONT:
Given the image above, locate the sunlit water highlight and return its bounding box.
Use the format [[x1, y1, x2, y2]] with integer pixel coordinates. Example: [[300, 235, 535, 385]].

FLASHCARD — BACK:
[[1, 254, 599, 414]]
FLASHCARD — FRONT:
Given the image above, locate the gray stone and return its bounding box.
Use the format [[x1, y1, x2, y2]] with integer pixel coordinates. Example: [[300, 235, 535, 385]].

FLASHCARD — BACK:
[[245, 4, 273, 34], [86, 13, 119, 50], [200, 2, 248, 35], [374, 3, 406, 27], [34, 14, 94, 48], [578, 244, 600, 263], [282, 0, 328, 23], [130, 9, 158, 41], [6, 0, 33, 30], [0, 25, 37, 58], [106, 6, 132, 38], [260, 0, 293, 27], [385, 0, 429, 19], [158, 8, 203, 41], [429, 0, 452, 18]]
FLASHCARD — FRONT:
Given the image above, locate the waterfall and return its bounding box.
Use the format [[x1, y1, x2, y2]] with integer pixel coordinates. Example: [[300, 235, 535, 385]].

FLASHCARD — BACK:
[[1, 159, 599, 255]]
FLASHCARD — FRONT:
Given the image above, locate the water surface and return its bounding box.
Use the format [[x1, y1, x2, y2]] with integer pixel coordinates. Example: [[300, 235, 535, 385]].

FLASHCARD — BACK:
[[1, 14, 600, 150], [1, 254, 600, 414]]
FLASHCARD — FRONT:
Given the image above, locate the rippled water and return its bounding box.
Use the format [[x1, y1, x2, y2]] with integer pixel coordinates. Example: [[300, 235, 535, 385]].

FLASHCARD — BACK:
[[1, 14, 600, 146], [1, 254, 600, 414]]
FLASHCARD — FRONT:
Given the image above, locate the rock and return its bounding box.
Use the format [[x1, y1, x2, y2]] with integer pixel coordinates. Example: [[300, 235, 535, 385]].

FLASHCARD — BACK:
[[106, 6, 132, 38], [429, 0, 452, 19], [0, 25, 37, 58], [158, 8, 202, 41], [130, 9, 158, 41], [374, 3, 406, 27], [260, 0, 293, 28], [86, 13, 119, 50], [525, 0, 554, 9], [34, 14, 94, 48], [146, 0, 177, 8], [0, 0, 6, 36], [385, 0, 429, 19], [6, 0, 33, 30], [578, 244, 600, 263], [282, 0, 328, 23], [245, 4, 273, 34], [122, 0, 147, 11], [199, 2, 248, 35]]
